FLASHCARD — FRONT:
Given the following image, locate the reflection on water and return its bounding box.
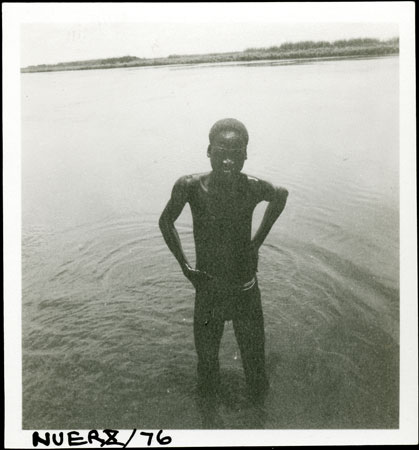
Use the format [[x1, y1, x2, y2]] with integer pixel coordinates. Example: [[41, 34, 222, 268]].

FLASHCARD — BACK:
[[168, 55, 390, 71], [22, 56, 399, 429]]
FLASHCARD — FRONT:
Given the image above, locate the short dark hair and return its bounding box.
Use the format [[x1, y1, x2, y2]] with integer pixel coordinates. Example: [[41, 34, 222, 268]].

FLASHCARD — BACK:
[[209, 118, 249, 145]]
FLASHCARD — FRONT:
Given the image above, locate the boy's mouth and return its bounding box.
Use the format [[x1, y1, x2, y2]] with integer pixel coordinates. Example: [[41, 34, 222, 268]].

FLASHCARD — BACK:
[[221, 169, 235, 176]]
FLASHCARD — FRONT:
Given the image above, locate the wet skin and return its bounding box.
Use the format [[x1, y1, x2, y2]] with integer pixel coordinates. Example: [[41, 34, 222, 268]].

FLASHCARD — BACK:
[[159, 130, 289, 287]]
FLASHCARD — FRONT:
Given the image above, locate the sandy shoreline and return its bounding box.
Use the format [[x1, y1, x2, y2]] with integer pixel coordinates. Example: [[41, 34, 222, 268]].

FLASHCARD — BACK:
[[21, 38, 398, 74], [21, 53, 399, 74]]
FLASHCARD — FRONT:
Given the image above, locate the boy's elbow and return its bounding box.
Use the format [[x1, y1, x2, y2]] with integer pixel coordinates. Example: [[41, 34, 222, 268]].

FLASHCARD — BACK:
[[158, 213, 167, 232], [277, 186, 289, 200], [159, 212, 174, 232], [159, 215, 166, 230]]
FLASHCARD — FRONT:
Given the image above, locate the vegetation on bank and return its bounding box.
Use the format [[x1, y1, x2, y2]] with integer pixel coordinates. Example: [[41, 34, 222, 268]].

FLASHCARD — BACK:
[[21, 37, 399, 73]]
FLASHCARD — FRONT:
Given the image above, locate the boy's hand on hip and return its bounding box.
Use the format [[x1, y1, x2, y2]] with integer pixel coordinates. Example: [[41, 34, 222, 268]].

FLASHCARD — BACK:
[[182, 265, 213, 288], [249, 242, 260, 273]]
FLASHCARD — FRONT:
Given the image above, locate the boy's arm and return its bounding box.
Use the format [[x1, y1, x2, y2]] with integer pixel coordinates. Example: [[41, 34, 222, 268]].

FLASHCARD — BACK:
[[159, 177, 211, 287], [251, 180, 288, 252]]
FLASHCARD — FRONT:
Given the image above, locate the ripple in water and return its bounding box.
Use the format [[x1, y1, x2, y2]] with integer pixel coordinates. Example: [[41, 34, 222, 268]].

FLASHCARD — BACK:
[[22, 57, 399, 429], [22, 211, 398, 429]]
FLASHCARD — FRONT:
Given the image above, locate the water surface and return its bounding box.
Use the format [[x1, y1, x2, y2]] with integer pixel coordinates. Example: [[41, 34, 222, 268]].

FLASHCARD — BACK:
[[22, 56, 399, 429]]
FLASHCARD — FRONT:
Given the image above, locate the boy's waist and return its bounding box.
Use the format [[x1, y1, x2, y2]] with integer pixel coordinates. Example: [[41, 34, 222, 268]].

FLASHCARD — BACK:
[[196, 254, 256, 280], [198, 275, 257, 292]]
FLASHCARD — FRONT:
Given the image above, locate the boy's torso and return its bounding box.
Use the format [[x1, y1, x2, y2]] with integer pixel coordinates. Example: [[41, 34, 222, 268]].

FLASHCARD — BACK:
[[182, 172, 263, 284]]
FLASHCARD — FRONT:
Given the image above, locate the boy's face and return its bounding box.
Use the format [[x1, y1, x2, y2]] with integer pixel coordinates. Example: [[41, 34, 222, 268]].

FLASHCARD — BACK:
[[207, 130, 247, 179]]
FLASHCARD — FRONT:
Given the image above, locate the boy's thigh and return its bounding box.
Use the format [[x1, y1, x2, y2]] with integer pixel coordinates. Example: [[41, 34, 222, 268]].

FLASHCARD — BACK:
[[193, 287, 224, 354], [235, 281, 263, 320], [233, 283, 265, 346]]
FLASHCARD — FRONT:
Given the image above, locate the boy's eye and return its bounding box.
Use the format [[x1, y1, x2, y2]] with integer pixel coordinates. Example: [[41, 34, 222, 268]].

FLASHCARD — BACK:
[[212, 147, 244, 158]]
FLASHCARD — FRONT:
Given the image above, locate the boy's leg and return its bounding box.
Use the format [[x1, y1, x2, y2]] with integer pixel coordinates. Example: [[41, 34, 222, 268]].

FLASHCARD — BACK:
[[232, 282, 269, 402], [193, 287, 225, 398]]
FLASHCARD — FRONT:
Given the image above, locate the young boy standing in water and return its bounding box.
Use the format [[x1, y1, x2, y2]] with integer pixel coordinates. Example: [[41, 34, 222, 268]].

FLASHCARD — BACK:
[[159, 118, 288, 409]]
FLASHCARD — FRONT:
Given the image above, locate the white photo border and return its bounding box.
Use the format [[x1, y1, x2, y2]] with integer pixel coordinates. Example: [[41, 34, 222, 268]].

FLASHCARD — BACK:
[[3, 2, 417, 447]]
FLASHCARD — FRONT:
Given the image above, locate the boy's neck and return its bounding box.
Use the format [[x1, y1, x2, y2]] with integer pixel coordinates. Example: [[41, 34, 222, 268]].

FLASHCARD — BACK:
[[209, 171, 242, 189]]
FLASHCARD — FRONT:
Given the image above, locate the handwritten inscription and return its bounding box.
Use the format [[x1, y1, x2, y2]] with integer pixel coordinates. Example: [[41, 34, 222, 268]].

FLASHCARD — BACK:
[[32, 429, 172, 447]]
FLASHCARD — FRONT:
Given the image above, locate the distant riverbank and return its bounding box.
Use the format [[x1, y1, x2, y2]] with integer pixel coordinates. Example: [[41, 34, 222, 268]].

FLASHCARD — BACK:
[[21, 37, 398, 73]]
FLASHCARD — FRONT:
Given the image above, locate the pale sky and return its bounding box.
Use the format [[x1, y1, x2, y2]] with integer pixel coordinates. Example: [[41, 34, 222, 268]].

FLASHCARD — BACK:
[[20, 22, 399, 67]]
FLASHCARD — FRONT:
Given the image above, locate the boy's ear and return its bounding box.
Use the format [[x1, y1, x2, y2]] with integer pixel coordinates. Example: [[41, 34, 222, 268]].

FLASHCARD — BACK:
[[207, 145, 211, 157]]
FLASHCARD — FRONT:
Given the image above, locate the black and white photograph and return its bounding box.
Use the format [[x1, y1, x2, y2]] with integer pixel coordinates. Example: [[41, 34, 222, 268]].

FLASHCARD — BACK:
[[3, 2, 417, 447]]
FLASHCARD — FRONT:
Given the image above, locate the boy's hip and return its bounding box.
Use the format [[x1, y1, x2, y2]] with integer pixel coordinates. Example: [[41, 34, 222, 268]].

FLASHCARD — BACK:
[[194, 276, 261, 321]]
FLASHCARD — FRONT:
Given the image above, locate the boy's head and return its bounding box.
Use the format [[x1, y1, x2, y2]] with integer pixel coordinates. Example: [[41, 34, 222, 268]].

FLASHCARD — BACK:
[[209, 118, 249, 147], [207, 118, 249, 178]]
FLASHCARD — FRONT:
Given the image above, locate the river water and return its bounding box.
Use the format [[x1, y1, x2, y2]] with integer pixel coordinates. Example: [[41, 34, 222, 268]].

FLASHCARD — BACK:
[[21, 56, 399, 429]]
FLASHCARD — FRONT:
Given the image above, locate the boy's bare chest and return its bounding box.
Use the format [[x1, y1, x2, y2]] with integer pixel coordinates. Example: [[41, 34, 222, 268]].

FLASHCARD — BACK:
[[190, 187, 256, 222]]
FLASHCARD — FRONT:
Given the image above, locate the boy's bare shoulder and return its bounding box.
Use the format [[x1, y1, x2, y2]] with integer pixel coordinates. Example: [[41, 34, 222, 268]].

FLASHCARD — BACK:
[[173, 173, 210, 197], [175, 173, 209, 187], [244, 173, 265, 184], [243, 173, 288, 200], [243, 173, 274, 190]]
